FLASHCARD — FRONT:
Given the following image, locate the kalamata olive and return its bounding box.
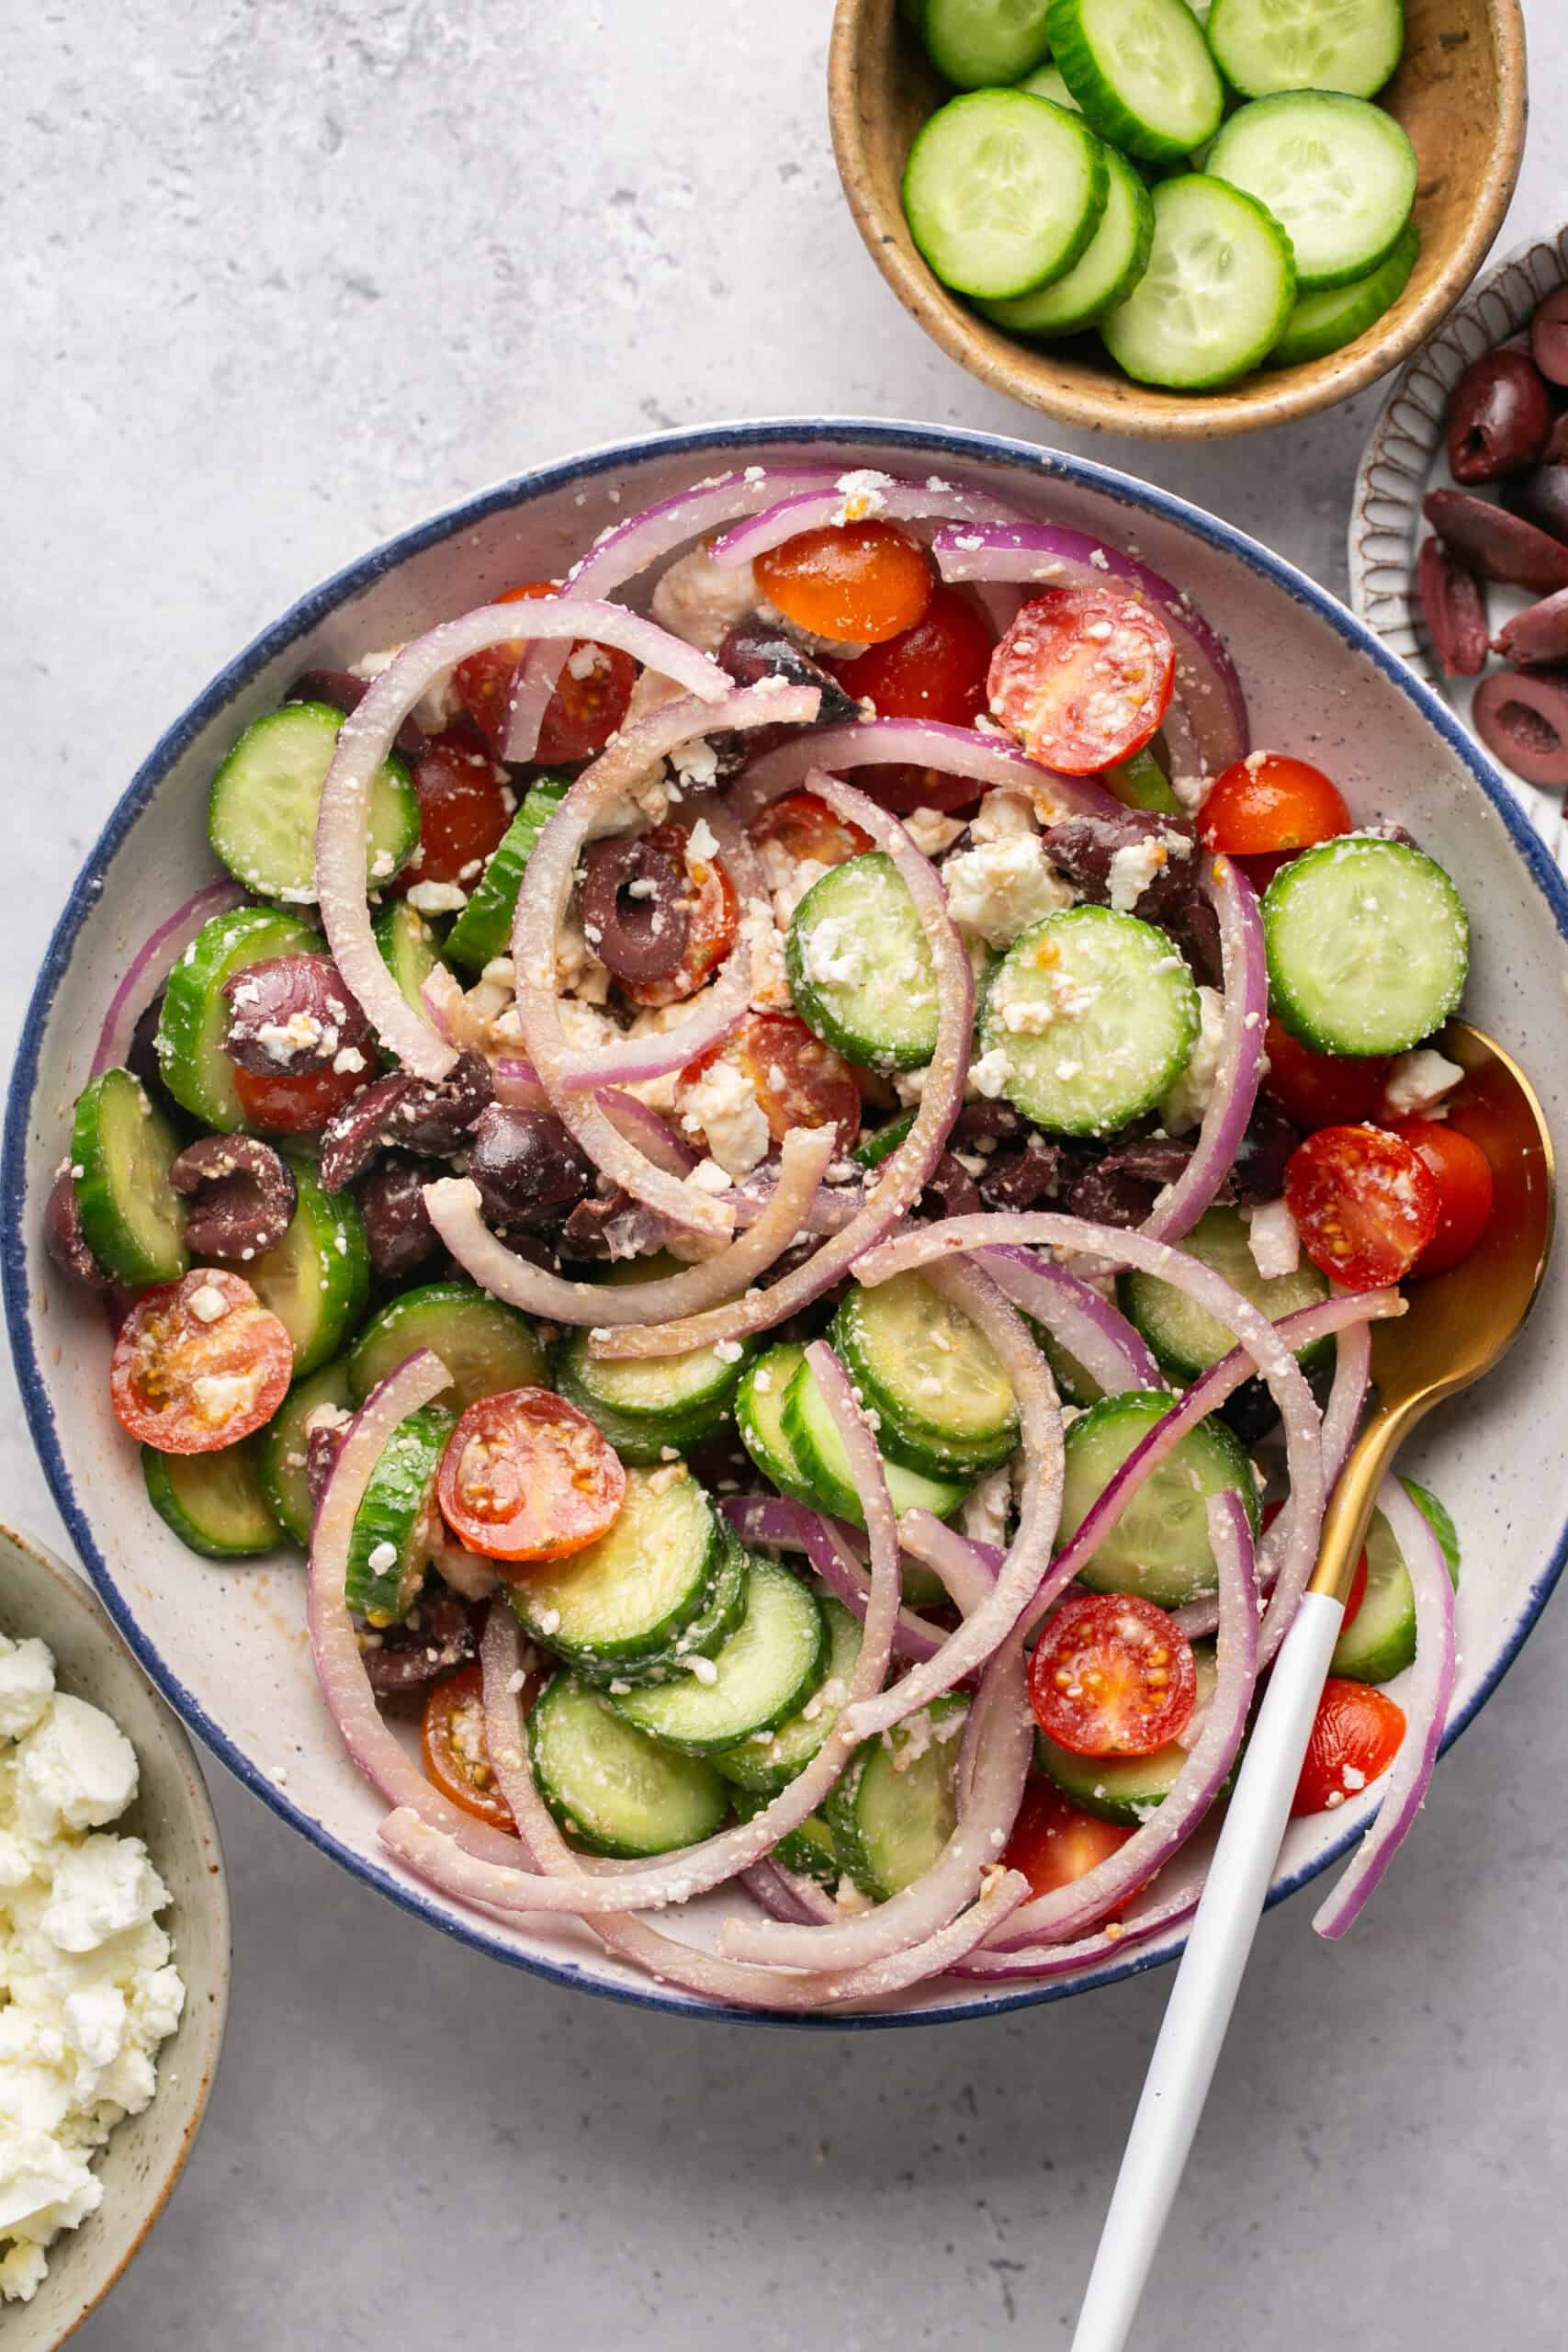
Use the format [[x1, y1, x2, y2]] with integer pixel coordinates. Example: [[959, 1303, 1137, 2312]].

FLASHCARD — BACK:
[[305, 1421, 348, 1517], [359, 1583, 479, 1694], [357, 1158, 443, 1281], [468, 1103, 596, 1229], [1546, 413, 1568, 466], [1167, 897, 1224, 989], [169, 1135, 298, 1259], [288, 671, 429, 761], [977, 1138, 1064, 1214], [1505, 462, 1568, 546], [1042, 808, 1200, 922], [1493, 585, 1568, 667], [580, 832, 691, 985], [222, 954, 371, 1076], [1445, 347, 1552, 482], [1219, 1377, 1279, 1446], [1416, 535, 1488, 677], [559, 1189, 681, 1262], [916, 1153, 983, 1221], [1471, 668, 1568, 788], [1423, 489, 1568, 594], [318, 1052, 492, 1192], [716, 616, 861, 722], [43, 1170, 111, 1289], [1066, 1138, 1196, 1229], [950, 1102, 1028, 1154], [1530, 287, 1568, 388], [1228, 1100, 1301, 1208], [126, 997, 167, 1098]]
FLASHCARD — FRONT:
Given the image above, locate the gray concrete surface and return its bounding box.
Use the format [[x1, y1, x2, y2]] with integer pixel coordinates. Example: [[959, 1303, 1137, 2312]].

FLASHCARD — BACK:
[[5, 5, 1566, 2345]]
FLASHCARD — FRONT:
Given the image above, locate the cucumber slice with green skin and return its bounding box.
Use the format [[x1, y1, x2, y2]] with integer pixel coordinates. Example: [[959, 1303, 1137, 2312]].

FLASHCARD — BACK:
[[1016, 60, 1077, 107], [555, 1321, 753, 1469], [608, 1560, 829, 1754], [155, 905, 318, 1131], [832, 1271, 1018, 1479], [1207, 0, 1404, 100], [527, 1674, 729, 1860], [1106, 743, 1182, 818], [1047, 0, 1224, 162], [1118, 1205, 1331, 1384], [1262, 837, 1470, 1057], [851, 1110, 918, 1171], [257, 1356, 354, 1544], [571, 1528, 754, 1693], [981, 143, 1153, 336], [1331, 1476, 1460, 1685], [828, 1694, 970, 1902], [978, 906, 1201, 1138], [373, 899, 445, 1028], [208, 703, 419, 904], [736, 1343, 823, 1510], [507, 1464, 723, 1676], [248, 1158, 370, 1379], [731, 1788, 846, 1885], [1207, 93, 1416, 291], [1101, 174, 1296, 388], [443, 776, 572, 973], [343, 1404, 455, 1626], [142, 1439, 281, 1560], [1035, 1644, 1233, 1824], [1036, 1327, 1107, 1408], [783, 1356, 971, 1530], [1060, 1387, 1260, 1607], [787, 854, 941, 1072], [714, 1597, 863, 1794], [1268, 220, 1418, 368], [923, 0, 1053, 87], [901, 90, 1111, 303], [70, 1069, 189, 1286], [347, 1282, 547, 1411]]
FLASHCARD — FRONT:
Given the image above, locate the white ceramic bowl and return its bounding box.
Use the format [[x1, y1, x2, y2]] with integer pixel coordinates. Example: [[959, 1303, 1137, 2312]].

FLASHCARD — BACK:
[[0, 1524, 228, 2346], [6, 421, 1568, 2028]]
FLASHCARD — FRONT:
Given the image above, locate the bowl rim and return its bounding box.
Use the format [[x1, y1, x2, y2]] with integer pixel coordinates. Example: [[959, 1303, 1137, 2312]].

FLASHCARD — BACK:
[[0, 1519, 230, 2342], [826, 0, 1528, 442], [6, 414, 1568, 2030]]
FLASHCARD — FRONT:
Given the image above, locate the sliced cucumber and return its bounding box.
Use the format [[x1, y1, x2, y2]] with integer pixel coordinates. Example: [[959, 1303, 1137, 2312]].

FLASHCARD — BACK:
[[1106, 743, 1182, 817], [783, 1355, 971, 1529], [736, 1343, 822, 1510], [1118, 1205, 1330, 1384], [257, 1356, 355, 1544], [1207, 0, 1404, 100], [1047, 0, 1224, 162], [714, 1597, 863, 1794], [1101, 174, 1296, 388], [507, 1464, 723, 1675], [1208, 93, 1416, 290], [981, 143, 1153, 336], [977, 905, 1200, 1137], [731, 1789, 846, 1885], [608, 1560, 828, 1754], [70, 1068, 188, 1286], [343, 1403, 455, 1626], [373, 899, 445, 1026], [1269, 220, 1418, 368], [347, 1282, 547, 1411], [1262, 837, 1469, 1057], [833, 1271, 1018, 1479], [443, 776, 572, 973], [142, 1439, 281, 1560], [1331, 1476, 1460, 1685], [569, 1526, 754, 1694], [1060, 1387, 1259, 1608], [1016, 60, 1077, 108], [528, 1675, 729, 1860], [924, 0, 1053, 85], [209, 702, 419, 904], [1036, 1643, 1228, 1824], [248, 1158, 369, 1378], [156, 905, 318, 1132], [787, 853, 940, 1073], [851, 1109, 918, 1171], [901, 89, 1110, 302], [828, 1694, 969, 1902], [555, 1319, 752, 1469]]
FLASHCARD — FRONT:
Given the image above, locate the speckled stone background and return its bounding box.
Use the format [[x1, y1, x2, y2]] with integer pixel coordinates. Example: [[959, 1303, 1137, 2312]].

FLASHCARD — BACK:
[[6, 6, 1566, 2346]]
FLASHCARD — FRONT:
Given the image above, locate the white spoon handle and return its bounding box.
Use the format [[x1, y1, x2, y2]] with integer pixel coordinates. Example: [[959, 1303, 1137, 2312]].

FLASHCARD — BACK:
[[1070, 1589, 1347, 2352]]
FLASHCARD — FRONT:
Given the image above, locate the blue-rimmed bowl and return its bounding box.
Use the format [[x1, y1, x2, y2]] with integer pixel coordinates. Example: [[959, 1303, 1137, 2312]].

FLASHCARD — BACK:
[[6, 421, 1566, 2028]]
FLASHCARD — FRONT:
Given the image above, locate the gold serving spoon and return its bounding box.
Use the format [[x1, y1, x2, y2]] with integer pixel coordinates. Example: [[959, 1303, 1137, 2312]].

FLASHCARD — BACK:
[[1072, 1021, 1554, 2352]]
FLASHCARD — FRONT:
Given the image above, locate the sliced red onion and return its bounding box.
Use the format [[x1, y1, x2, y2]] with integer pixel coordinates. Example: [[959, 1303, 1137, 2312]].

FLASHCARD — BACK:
[[1313, 1476, 1457, 1939], [931, 522, 1249, 780], [492, 1057, 698, 1177], [708, 474, 1023, 571], [796, 1510, 955, 1665], [1247, 1196, 1302, 1279], [554, 994, 750, 1091], [719, 1492, 993, 1667], [739, 1859, 837, 1927], [979, 1252, 1162, 1395], [896, 1510, 1001, 1615], [952, 1888, 1201, 1981], [728, 716, 1120, 829], [91, 879, 246, 1077], [1257, 1315, 1374, 1668], [1137, 854, 1266, 1250]]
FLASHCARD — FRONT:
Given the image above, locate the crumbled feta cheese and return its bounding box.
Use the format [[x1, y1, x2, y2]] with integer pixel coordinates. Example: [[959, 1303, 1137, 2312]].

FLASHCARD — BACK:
[[713, 1339, 744, 1364], [1161, 985, 1225, 1136], [969, 790, 1038, 844], [757, 840, 829, 926], [1381, 1046, 1464, 1120], [366, 1541, 399, 1575], [902, 806, 966, 858], [673, 1057, 771, 1180], [800, 915, 864, 991], [686, 815, 718, 864], [404, 880, 469, 916], [185, 1282, 231, 1327], [942, 837, 1072, 949], [969, 1046, 1012, 1099], [332, 1046, 366, 1076], [649, 543, 759, 653], [830, 468, 892, 526], [1247, 1197, 1301, 1280], [1106, 836, 1167, 913], [0, 1640, 55, 1744], [686, 1157, 734, 1197]]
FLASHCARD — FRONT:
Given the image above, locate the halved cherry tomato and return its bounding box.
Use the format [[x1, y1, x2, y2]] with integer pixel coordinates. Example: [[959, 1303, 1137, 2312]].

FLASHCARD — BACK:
[[754, 521, 933, 647], [1262, 1498, 1368, 1630], [1387, 1117, 1495, 1278], [1199, 753, 1350, 862], [987, 589, 1175, 775], [829, 582, 995, 725], [110, 1269, 293, 1453], [1002, 1779, 1134, 1897], [620, 820, 739, 1009], [749, 791, 873, 871], [1028, 1592, 1198, 1759], [1284, 1124, 1441, 1288], [231, 1057, 367, 1136], [1291, 1677, 1406, 1817], [453, 580, 637, 764], [437, 1387, 626, 1565], [677, 1010, 861, 1159], [384, 729, 513, 896], [1261, 1016, 1389, 1133], [421, 1663, 517, 1830]]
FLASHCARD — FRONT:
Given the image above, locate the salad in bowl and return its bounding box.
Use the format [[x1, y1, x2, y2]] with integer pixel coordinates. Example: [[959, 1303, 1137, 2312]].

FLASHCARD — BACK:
[[13, 435, 1551, 2018]]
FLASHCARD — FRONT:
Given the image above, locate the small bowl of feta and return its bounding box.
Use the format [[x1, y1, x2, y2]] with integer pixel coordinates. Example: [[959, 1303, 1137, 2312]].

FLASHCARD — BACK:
[[0, 1523, 228, 2345]]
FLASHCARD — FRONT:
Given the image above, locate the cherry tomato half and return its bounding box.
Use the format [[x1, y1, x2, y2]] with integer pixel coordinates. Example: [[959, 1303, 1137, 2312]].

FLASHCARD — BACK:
[[987, 589, 1175, 775], [1292, 1677, 1406, 1817], [421, 1663, 517, 1831], [110, 1269, 293, 1453], [1262, 1498, 1369, 1630], [1261, 1017, 1389, 1133], [1387, 1117, 1495, 1278], [1285, 1124, 1441, 1288], [1199, 753, 1350, 859], [1002, 1780, 1134, 1898], [454, 580, 637, 764], [385, 729, 513, 896], [620, 820, 739, 1009], [829, 582, 995, 726], [677, 1010, 862, 1159], [437, 1388, 626, 1565], [749, 791, 873, 872], [1028, 1593, 1198, 1759], [231, 1057, 367, 1136], [754, 521, 933, 647]]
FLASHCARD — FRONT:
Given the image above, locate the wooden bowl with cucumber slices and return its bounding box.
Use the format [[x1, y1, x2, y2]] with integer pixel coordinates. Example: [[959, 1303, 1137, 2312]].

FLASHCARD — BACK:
[[829, 0, 1527, 439]]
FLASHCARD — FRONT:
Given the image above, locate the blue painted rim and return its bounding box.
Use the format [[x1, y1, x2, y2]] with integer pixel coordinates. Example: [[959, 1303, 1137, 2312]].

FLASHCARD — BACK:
[[7, 417, 1568, 2031]]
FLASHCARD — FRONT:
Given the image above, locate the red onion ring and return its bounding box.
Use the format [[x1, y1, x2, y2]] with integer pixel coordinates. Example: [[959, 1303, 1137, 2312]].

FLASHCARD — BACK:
[[708, 473, 1023, 571], [739, 1858, 840, 1928], [1255, 1315, 1376, 1668], [728, 717, 1121, 830], [493, 1058, 698, 1178], [797, 1509, 960, 1665], [979, 1253, 1162, 1395], [91, 880, 246, 1077], [1137, 854, 1266, 1250], [951, 1888, 1201, 1982]]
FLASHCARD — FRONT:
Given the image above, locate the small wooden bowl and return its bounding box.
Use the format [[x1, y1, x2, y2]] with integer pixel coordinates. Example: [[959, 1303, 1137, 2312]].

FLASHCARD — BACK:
[[829, 0, 1528, 441]]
